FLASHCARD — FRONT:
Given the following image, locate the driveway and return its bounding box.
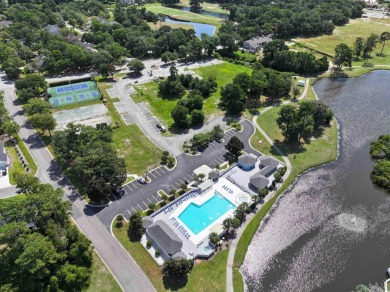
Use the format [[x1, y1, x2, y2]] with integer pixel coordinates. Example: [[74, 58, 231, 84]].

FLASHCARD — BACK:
[[96, 119, 260, 229], [0, 71, 155, 292]]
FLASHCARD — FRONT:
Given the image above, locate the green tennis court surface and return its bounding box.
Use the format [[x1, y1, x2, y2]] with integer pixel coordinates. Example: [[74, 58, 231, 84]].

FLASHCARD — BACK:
[[48, 81, 101, 108]]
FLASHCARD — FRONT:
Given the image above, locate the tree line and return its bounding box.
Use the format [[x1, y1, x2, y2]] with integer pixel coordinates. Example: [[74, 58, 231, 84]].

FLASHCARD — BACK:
[[370, 135, 390, 193], [0, 178, 93, 291]]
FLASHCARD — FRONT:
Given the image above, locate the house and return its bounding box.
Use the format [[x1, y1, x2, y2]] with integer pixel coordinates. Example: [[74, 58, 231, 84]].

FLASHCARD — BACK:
[[243, 35, 273, 52], [0, 143, 8, 171], [298, 80, 306, 87], [258, 156, 280, 177], [249, 173, 270, 190], [237, 153, 257, 170], [44, 24, 61, 36], [146, 220, 183, 258], [26, 55, 46, 73]]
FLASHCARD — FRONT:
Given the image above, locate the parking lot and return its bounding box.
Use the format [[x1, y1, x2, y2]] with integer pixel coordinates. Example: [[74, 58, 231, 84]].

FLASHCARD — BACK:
[[96, 120, 261, 228]]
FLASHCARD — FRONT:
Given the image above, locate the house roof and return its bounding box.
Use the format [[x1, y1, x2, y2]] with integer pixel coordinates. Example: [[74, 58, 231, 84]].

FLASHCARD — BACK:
[[172, 251, 187, 260], [238, 153, 257, 165], [249, 173, 269, 189], [259, 156, 280, 176], [142, 216, 154, 229], [45, 24, 61, 35], [147, 220, 183, 256], [244, 35, 273, 47]]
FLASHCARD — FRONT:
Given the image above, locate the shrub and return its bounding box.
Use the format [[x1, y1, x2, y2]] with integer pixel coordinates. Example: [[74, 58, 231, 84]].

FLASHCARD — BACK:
[[155, 250, 161, 256], [148, 203, 156, 210], [147, 240, 152, 247], [168, 195, 175, 202], [115, 220, 123, 228], [161, 194, 168, 201], [117, 214, 124, 221]]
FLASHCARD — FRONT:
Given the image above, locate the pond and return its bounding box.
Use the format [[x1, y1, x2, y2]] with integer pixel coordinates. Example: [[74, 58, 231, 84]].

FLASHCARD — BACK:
[[241, 71, 390, 291], [167, 5, 228, 19], [164, 16, 216, 38]]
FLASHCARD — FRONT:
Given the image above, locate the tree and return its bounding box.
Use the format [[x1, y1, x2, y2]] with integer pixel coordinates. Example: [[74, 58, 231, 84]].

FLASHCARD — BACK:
[[230, 217, 241, 233], [15, 74, 46, 97], [128, 59, 145, 74], [171, 105, 191, 128], [98, 63, 110, 77], [292, 86, 300, 99], [379, 31, 390, 55], [2, 120, 19, 139], [129, 210, 144, 239], [334, 43, 352, 68], [258, 187, 269, 199], [190, 109, 205, 126], [190, 0, 203, 11], [24, 98, 51, 116], [234, 202, 249, 222], [30, 113, 57, 136], [353, 37, 364, 58], [4, 66, 21, 80], [163, 259, 193, 278], [276, 104, 299, 143], [363, 34, 379, 56], [14, 173, 40, 194], [209, 232, 220, 245], [222, 218, 232, 231], [225, 136, 244, 157], [220, 83, 245, 114], [211, 125, 224, 142]]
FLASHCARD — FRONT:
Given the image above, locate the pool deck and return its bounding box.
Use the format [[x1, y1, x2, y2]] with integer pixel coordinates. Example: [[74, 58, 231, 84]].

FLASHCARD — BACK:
[[147, 178, 251, 261]]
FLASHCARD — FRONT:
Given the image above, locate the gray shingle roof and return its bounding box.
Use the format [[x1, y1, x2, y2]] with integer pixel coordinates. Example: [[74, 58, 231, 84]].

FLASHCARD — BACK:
[[238, 153, 257, 165], [259, 156, 279, 176], [209, 169, 219, 179], [249, 173, 269, 189], [142, 216, 154, 229], [147, 220, 183, 256]]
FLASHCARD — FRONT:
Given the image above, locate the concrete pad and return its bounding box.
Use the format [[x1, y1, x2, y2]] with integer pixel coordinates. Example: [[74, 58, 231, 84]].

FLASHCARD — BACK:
[[138, 102, 152, 116], [113, 101, 129, 114], [122, 113, 135, 125], [193, 165, 212, 177]]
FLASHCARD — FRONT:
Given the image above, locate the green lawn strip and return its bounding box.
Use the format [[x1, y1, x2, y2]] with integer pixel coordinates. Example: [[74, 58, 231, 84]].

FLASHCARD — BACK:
[[13, 133, 38, 175], [113, 221, 228, 292], [145, 4, 223, 27], [96, 78, 123, 125], [148, 21, 193, 31], [249, 128, 283, 162], [293, 18, 390, 66], [52, 99, 102, 112], [175, 0, 228, 15], [233, 107, 338, 290], [125, 175, 136, 184], [86, 251, 122, 292], [194, 63, 253, 118], [113, 124, 163, 175], [6, 145, 24, 185], [133, 82, 179, 127]]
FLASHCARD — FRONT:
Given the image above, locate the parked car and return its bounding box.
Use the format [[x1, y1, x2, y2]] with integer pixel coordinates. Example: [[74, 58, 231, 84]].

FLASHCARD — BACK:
[[137, 177, 146, 184], [156, 124, 166, 132], [2, 169, 6, 176], [113, 187, 125, 196]]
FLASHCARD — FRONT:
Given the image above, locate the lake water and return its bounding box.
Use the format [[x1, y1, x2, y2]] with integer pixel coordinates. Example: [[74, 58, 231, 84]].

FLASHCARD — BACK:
[[167, 5, 228, 19], [241, 71, 390, 291], [164, 16, 216, 38]]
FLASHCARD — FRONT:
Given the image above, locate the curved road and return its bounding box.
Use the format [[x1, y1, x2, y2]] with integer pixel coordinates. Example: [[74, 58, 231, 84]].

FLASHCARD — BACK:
[[0, 71, 155, 292]]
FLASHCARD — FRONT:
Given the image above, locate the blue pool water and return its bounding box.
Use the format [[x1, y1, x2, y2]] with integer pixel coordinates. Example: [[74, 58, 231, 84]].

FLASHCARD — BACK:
[[178, 193, 235, 235]]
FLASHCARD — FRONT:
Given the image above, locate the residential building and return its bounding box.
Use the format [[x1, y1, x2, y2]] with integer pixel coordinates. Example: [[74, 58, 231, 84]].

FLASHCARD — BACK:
[[243, 35, 273, 52]]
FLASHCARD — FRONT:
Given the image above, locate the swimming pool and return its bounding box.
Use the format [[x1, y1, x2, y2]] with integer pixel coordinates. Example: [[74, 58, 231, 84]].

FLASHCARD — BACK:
[[178, 192, 236, 235]]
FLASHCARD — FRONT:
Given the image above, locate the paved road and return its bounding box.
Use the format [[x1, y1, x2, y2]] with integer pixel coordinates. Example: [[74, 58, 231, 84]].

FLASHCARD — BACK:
[[96, 119, 260, 229], [0, 185, 18, 199], [0, 71, 155, 292]]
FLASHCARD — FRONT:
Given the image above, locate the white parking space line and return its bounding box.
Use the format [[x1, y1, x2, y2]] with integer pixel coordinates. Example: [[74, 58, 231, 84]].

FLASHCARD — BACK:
[[132, 183, 138, 189], [131, 207, 137, 213], [142, 201, 148, 208], [155, 168, 163, 175], [159, 168, 166, 174], [137, 204, 143, 210], [127, 210, 132, 215], [147, 197, 152, 203], [150, 172, 157, 178], [125, 185, 132, 192], [174, 182, 181, 187], [152, 195, 159, 201]]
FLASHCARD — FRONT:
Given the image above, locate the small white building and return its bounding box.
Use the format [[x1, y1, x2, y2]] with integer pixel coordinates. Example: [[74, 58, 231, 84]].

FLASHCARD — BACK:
[[298, 80, 306, 87]]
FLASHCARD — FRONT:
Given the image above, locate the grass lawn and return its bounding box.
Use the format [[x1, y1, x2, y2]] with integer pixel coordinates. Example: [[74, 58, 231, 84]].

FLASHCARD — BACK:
[[175, 0, 228, 15], [13, 133, 37, 175], [133, 82, 179, 128], [113, 221, 228, 292], [233, 106, 338, 291], [96, 78, 123, 125], [113, 124, 163, 175], [6, 145, 24, 185], [249, 128, 283, 162], [148, 21, 193, 31], [294, 18, 390, 70], [145, 4, 223, 28], [194, 62, 253, 119], [86, 251, 122, 292]]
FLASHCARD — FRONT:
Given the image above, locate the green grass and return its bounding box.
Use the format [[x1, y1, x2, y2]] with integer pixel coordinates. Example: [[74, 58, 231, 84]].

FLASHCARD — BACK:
[[113, 124, 163, 175], [249, 128, 283, 162], [148, 21, 193, 31], [145, 4, 223, 29], [294, 18, 390, 73], [6, 145, 24, 185], [194, 62, 253, 119], [113, 221, 228, 292], [13, 133, 37, 175], [175, 0, 228, 15], [86, 251, 122, 292], [52, 99, 102, 112], [96, 78, 123, 125], [233, 106, 338, 291], [133, 82, 178, 128]]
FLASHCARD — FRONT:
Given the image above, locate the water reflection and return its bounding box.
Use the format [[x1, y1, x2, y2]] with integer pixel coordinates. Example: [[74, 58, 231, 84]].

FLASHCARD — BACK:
[[164, 16, 216, 38], [241, 71, 390, 291]]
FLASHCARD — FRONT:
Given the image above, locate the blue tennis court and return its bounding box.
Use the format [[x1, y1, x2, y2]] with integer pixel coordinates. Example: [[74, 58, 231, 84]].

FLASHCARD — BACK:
[[79, 94, 85, 99]]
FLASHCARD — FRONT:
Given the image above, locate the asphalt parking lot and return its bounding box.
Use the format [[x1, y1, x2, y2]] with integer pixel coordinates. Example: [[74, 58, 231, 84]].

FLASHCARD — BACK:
[[95, 120, 260, 228]]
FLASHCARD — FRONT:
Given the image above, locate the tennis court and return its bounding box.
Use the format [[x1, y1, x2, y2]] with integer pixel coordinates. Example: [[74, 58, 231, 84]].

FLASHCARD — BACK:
[[48, 81, 101, 108]]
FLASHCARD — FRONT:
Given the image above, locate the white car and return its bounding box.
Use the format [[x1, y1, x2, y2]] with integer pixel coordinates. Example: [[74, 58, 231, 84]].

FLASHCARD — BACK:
[[137, 177, 146, 184], [387, 267, 390, 277]]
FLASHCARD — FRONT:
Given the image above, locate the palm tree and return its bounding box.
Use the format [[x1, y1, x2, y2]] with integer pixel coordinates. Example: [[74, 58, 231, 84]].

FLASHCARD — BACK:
[[380, 32, 390, 56], [209, 232, 220, 246]]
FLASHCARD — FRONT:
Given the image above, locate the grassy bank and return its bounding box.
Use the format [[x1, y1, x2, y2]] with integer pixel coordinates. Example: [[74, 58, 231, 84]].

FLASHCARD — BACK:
[[6, 145, 23, 185], [113, 124, 163, 175], [113, 221, 228, 292], [233, 107, 338, 291], [145, 4, 223, 28], [12, 133, 38, 176], [86, 251, 122, 292], [148, 21, 193, 31]]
